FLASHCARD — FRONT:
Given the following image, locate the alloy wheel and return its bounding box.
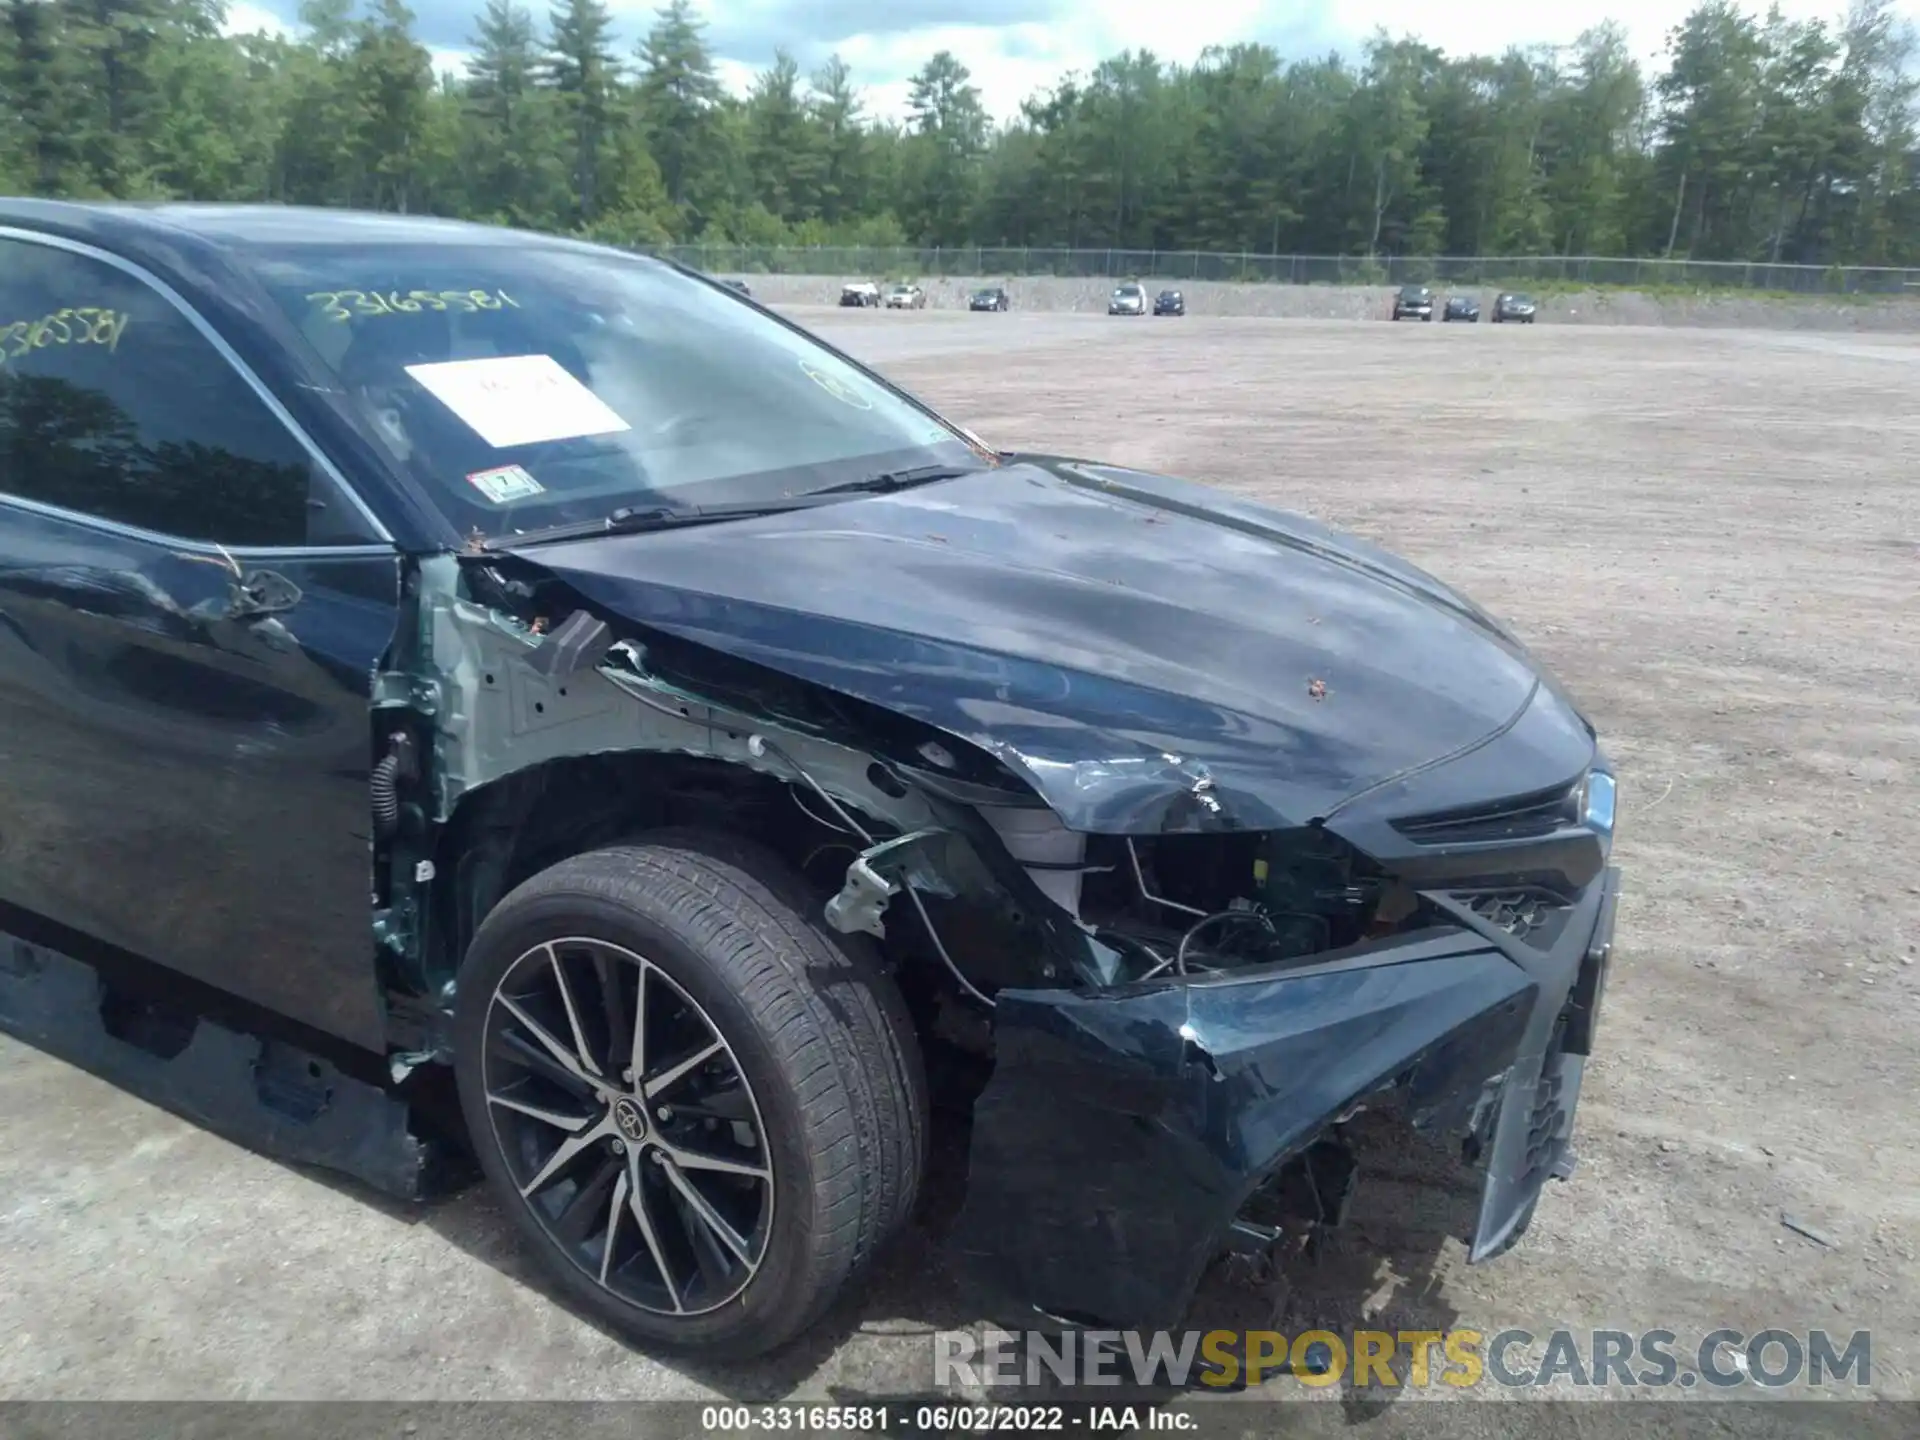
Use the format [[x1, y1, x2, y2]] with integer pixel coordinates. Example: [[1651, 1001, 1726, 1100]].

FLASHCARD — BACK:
[[481, 937, 774, 1316]]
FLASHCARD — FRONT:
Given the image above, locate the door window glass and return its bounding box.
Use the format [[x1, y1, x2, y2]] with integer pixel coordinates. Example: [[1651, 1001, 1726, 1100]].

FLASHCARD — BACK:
[[0, 238, 376, 547]]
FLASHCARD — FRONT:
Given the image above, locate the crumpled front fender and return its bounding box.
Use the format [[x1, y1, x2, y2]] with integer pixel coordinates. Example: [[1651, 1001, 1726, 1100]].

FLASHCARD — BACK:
[[949, 929, 1536, 1331]]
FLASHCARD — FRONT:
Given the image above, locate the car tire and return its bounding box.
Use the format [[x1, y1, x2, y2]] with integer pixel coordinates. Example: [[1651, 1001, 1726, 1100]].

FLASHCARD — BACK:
[[454, 833, 927, 1359]]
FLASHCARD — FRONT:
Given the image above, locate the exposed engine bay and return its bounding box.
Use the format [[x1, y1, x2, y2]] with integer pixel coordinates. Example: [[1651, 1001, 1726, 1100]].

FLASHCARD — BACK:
[[1076, 828, 1423, 980]]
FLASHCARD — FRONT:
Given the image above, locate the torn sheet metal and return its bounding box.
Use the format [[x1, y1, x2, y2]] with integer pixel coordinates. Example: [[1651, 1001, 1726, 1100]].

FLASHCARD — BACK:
[[380, 556, 941, 840], [952, 865, 1619, 1331]]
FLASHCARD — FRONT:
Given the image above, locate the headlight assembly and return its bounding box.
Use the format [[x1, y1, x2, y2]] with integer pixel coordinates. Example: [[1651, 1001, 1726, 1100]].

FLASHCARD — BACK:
[[1581, 770, 1617, 834]]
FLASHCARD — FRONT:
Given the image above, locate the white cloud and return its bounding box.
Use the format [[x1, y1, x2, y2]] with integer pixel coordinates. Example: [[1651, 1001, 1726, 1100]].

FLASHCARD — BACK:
[[221, 1, 290, 39]]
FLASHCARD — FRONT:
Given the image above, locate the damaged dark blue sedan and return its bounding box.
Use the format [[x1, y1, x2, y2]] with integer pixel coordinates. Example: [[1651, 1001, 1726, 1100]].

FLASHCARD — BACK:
[[0, 202, 1620, 1358]]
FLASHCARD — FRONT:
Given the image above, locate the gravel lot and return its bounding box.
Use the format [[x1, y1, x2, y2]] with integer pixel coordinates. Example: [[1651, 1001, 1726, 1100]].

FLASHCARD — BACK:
[[2, 308, 1917, 1422]]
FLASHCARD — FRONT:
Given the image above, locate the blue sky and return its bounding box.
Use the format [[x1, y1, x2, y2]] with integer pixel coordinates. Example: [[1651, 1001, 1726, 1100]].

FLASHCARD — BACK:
[[221, 1, 1914, 122]]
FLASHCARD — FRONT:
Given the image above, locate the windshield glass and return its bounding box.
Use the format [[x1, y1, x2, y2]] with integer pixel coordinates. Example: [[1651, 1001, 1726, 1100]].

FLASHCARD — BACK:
[[1400, 285, 1428, 298], [1509, 293, 1534, 304], [1115, 286, 1141, 297], [248, 243, 980, 539]]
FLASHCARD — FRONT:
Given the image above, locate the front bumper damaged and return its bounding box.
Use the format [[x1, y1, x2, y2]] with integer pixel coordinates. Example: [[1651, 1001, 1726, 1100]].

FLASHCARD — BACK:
[[952, 865, 1622, 1331]]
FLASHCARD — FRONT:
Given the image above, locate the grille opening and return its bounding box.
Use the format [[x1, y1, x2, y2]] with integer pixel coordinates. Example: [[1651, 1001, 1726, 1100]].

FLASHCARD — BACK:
[[1393, 780, 1582, 845]]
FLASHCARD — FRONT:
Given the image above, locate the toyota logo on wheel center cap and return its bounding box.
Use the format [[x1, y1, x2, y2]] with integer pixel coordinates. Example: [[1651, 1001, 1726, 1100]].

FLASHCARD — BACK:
[[611, 1096, 647, 1143]]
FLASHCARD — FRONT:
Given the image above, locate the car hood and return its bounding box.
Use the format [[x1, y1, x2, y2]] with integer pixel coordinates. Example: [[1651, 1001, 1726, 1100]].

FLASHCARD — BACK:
[[505, 458, 1594, 834]]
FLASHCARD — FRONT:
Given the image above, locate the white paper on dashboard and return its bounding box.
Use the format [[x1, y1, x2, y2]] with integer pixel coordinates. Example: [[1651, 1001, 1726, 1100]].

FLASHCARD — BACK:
[[404, 354, 632, 449]]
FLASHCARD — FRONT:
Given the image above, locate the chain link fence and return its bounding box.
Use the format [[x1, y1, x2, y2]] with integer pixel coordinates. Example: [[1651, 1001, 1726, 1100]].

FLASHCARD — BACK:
[[658, 244, 1920, 296]]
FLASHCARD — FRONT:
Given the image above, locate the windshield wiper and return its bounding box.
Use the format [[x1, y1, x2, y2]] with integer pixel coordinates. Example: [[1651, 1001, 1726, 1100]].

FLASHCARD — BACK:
[[484, 465, 982, 550], [804, 463, 980, 498]]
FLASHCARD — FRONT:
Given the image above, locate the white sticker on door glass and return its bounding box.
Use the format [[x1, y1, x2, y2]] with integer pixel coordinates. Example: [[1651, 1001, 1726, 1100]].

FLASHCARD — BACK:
[[404, 354, 631, 449]]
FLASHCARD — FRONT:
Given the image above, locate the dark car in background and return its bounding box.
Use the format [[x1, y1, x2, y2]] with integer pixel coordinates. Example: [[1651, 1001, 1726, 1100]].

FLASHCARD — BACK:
[[1444, 292, 1480, 322], [721, 278, 752, 297], [1392, 284, 1435, 321], [1493, 291, 1539, 323], [1153, 289, 1185, 316], [969, 287, 1009, 312], [1108, 282, 1148, 315], [0, 200, 1620, 1364]]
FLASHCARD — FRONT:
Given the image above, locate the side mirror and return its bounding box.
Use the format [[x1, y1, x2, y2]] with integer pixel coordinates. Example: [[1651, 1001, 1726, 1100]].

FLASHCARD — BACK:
[[226, 568, 303, 621]]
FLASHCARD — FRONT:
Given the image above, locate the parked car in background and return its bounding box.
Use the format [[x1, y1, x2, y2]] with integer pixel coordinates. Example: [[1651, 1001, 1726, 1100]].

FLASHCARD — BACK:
[[885, 282, 927, 310], [1444, 292, 1480, 322], [969, 287, 1010, 312], [720, 278, 752, 297], [1108, 282, 1148, 315], [1153, 289, 1186, 316], [1493, 292, 1539, 324], [839, 280, 880, 307], [1392, 284, 1435, 321]]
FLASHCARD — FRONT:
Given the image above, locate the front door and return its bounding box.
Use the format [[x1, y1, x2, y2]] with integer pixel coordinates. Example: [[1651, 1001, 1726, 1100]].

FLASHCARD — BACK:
[[0, 232, 401, 1050]]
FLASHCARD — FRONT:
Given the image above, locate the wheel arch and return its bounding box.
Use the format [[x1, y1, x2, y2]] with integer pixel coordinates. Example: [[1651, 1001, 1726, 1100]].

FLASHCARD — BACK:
[[370, 552, 1084, 1083], [420, 751, 904, 999]]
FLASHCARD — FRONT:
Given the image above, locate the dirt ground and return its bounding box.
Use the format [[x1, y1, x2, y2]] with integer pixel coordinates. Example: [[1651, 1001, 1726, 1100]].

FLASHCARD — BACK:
[[2, 308, 1916, 1420]]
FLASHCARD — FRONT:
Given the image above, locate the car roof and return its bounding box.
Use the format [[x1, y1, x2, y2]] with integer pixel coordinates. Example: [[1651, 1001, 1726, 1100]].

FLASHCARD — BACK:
[[0, 198, 593, 253]]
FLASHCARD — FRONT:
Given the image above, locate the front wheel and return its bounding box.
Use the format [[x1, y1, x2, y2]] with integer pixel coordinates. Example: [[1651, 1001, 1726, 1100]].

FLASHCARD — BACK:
[[454, 835, 927, 1358]]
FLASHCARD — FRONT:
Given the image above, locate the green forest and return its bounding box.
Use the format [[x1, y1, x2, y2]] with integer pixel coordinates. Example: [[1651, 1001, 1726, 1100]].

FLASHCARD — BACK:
[[3, 0, 1917, 265]]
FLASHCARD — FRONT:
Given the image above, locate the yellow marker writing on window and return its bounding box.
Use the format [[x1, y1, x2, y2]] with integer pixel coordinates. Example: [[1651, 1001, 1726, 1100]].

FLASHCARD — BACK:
[[0, 307, 131, 363], [305, 289, 522, 323]]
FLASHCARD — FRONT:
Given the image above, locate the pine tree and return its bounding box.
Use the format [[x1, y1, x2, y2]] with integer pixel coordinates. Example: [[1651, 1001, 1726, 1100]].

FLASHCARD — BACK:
[[635, 0, 724, 216], [542, 0, 618, 222]]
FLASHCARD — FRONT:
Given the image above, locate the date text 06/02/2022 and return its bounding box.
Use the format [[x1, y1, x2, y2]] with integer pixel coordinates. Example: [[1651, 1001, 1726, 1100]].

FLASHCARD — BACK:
[[698, 1407, 1194, 1432]]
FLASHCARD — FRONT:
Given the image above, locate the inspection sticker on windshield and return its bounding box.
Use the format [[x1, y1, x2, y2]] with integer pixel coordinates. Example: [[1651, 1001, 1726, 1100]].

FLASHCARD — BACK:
[[404, 354, 631, 449], [464, 464, 546, 504]]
